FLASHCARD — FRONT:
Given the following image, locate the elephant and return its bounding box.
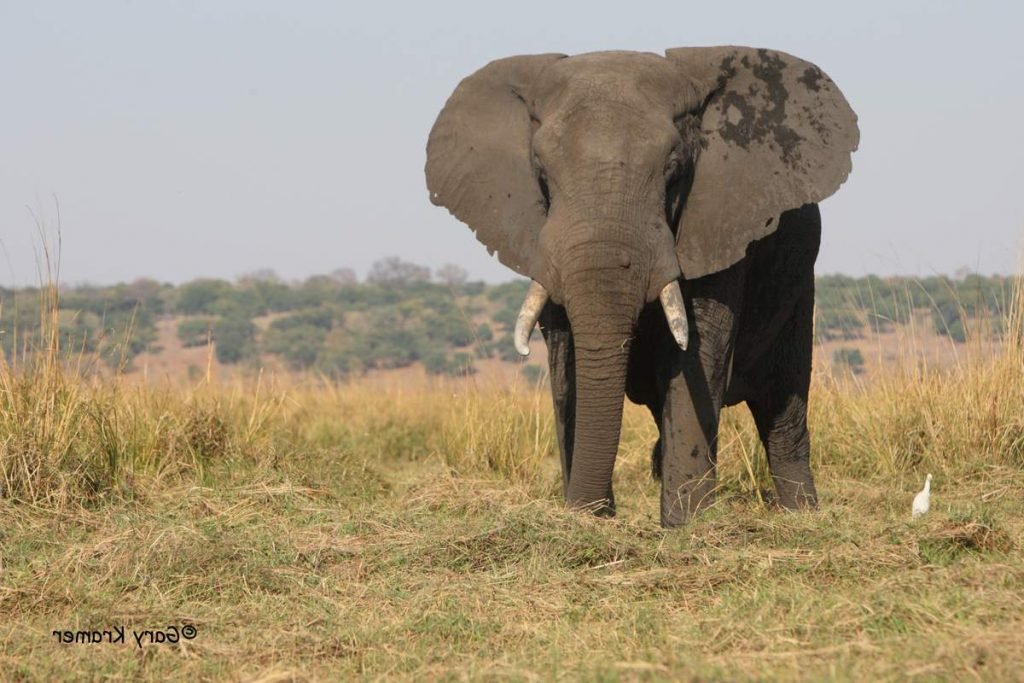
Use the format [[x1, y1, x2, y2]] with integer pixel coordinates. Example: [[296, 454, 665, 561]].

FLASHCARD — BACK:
[[425, 47, 858, 527]]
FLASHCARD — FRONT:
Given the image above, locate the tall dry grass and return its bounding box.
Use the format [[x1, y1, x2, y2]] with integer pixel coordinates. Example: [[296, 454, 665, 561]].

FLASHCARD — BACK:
[[2, 273, 1021, 511]]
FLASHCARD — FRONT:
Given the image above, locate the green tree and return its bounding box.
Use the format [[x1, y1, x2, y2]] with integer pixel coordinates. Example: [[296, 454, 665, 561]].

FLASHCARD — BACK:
[[177, 279, 232, 315], [426, 310, 474, 347], [816, 308, 864, 341], [422, 348, 449, 375], [270, 306, 337, 332], [263, 324, 328, 369], [214, 315, 258, 364], [423, 349, 476, 376], [177, 318, 216, 348]]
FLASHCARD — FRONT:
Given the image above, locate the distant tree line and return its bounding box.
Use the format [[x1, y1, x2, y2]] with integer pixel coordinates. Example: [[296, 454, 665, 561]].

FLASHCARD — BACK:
[[814, 274, 1018, 343], [1, 260, 1018, 375]]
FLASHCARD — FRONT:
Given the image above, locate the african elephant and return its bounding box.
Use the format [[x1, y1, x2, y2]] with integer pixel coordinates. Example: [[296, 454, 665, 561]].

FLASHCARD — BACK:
[[425, 47, 858, 527]]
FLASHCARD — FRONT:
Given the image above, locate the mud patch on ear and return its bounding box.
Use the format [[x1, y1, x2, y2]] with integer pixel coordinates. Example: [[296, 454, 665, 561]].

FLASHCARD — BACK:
[[716, 50, 802, 167], [798, 66, 824, 92]]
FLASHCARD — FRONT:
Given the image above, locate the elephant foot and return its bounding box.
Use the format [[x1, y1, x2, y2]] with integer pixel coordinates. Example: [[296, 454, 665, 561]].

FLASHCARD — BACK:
[[772, 471, 818, 510], [660, 472, 716, 528], [566, 493, 616, 518]]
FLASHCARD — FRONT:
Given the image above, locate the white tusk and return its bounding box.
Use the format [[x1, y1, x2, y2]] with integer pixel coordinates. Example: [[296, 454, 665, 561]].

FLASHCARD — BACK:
[[659, 280, 689, 351], [514, 280, 549, 356]]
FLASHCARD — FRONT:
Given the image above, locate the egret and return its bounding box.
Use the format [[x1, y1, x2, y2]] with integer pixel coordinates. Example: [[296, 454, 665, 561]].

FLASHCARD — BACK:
[[912, 474, 932, 518]]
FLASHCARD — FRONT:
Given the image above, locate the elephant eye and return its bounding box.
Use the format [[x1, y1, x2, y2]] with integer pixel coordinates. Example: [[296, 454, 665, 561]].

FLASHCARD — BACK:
[[535, 167, 551, 211]]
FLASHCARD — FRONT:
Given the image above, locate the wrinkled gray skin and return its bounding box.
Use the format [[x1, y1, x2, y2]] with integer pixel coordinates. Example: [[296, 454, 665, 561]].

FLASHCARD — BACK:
[[426, 47, 858, 526]]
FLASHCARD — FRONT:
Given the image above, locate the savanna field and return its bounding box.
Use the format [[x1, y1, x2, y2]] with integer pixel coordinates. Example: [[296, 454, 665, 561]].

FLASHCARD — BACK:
[[2, 284, 1024, 681]]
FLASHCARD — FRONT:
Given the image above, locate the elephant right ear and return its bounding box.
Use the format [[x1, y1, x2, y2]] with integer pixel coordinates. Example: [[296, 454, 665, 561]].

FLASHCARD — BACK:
[[426, 54, 566, 280], [665, 47, 859, 279]]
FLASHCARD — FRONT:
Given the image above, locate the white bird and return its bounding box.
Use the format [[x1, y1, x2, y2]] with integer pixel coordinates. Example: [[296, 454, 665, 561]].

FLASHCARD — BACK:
[[912, 474, 932, 518]]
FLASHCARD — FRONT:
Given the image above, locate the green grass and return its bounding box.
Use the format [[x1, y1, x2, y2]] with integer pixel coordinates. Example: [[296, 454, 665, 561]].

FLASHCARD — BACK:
[[2, 286, 1024, 680]]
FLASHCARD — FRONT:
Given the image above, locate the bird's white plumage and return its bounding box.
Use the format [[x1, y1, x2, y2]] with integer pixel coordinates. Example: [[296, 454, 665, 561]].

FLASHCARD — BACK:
[[912, 473, 932, 518]]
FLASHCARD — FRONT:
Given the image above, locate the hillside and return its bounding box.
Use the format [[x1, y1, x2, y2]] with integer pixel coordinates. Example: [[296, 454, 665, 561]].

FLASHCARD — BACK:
[[1, 261, 1018, 385]]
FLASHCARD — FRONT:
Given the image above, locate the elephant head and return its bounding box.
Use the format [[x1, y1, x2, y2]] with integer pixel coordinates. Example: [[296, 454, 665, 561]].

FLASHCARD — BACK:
[[426, 47, 857, 510]]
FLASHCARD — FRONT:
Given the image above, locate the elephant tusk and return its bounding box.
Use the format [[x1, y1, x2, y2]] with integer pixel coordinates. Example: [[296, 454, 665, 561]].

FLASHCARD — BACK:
[[514, 280, 549, 356], [659, 280, 689, 351]]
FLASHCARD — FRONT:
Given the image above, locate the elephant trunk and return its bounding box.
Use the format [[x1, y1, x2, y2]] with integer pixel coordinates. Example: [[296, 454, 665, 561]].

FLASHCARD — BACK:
[[560, 264, 638, 513], [564, 334, 631, 512]]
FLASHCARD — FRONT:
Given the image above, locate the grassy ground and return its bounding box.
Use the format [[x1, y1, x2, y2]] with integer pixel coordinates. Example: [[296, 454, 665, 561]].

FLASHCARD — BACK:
[[2, 298, 1024, 680]]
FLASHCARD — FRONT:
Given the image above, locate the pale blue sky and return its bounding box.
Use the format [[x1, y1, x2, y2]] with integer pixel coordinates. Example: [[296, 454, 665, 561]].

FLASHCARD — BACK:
[[1, 1, 1021, 286]]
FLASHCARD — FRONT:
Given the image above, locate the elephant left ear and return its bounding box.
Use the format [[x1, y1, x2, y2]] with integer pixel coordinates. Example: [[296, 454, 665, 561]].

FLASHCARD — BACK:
[[665, 47, 859, 279]]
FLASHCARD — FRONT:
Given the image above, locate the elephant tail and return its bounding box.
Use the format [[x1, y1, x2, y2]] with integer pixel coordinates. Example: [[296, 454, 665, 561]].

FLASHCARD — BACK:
[[650, 436, 663, 481]]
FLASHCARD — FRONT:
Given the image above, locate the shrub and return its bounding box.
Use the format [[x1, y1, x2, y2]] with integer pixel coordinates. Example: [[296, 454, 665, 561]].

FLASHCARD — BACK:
[[422, 349, 449, 375], [177, 318, 216, 348], [263, 324, 328, 370], [361, 328, 422, 369], [932, 301, 966, 342], [214, 315, 258, 364], [315, 330, 364, 378], [449, 352, 476, 376], [269, 307, 338, 332], [176, 279, 232, 315], [427, 310, 474, 347], [816, 308, 864, 341], [423, 350, 477, 377]]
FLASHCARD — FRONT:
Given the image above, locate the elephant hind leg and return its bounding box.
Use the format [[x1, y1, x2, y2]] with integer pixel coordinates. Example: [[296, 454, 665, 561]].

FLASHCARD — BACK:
[[748, 393, 817, 509], [746, 288, 818, 509]]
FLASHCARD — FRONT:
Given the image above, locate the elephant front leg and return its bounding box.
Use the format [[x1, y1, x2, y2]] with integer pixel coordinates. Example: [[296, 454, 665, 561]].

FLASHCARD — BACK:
[[539, 303, 576, 497], [656, 286, 741, 528]]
